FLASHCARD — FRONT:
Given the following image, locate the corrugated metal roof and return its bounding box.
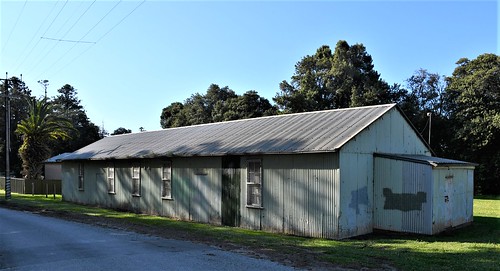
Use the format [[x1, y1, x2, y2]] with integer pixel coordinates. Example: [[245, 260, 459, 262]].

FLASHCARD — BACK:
[[62, 104, 396, 161], [45, 152, 73, 163], [375, 153, 477, 167]]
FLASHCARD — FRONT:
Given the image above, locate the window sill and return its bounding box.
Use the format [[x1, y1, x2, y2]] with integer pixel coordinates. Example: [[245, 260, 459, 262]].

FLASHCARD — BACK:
[[132, 194, 141, 197], [246, 205, 263, 209], [108, 192, 116, 195], [161, 197, 173, 201]]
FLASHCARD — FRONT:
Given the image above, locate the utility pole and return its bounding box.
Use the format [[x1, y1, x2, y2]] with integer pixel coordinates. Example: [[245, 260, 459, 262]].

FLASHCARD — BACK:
[[427, 112, 432, 146], [1, 72, 12, 199]]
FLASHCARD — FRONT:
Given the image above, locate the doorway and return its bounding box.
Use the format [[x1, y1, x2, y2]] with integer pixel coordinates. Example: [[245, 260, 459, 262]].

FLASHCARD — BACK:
[[221, 156, 241, 227]]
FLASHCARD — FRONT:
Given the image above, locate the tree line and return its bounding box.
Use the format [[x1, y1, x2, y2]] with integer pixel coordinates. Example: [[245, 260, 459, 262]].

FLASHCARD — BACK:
[[161, 40, 499, 195]]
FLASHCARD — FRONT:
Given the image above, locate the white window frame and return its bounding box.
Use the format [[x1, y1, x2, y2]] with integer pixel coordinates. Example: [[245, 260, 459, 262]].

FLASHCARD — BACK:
[[246, 159, 262, 208], [78, 163, 84, 191], [107, 164, 115, 194], [161, 161, 172, 199], [132, 166, 141, 196]]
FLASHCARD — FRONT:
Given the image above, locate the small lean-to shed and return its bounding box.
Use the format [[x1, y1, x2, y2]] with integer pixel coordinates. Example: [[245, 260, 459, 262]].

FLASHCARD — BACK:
[[373, 154, 476, 235], [58, 104, 473, 239], [44, 153, 72, 181]]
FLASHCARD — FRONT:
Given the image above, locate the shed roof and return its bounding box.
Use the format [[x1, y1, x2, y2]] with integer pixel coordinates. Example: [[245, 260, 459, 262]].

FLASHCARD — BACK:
[[45, 152, 73, 163], [375, 153, 477, 168], [62, 104, 401, 161]]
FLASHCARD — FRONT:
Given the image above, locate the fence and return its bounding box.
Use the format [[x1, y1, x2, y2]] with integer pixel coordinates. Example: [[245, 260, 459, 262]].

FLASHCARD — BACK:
[[0, 177, 61, 195]]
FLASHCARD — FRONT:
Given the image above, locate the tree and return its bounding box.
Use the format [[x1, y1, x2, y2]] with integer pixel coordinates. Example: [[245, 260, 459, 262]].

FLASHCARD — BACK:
[[15, 98, 73, 182], [0, 76, 32, 177], [112, 127, 132, 135], [444, 53, 500, 194], [160, 102, 186, 128], [399, 69, 451, 155], [274, 40, 391, 113], [50, 84, 101, 155], [160, 84, 277, 128], [213, 90, 277, 122]]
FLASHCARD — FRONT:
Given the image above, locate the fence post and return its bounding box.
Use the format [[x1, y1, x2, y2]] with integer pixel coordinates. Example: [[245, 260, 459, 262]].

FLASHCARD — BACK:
[[53, 183, 56, 199], [46, 182, 48, 198], [31, 182, 34, 196]]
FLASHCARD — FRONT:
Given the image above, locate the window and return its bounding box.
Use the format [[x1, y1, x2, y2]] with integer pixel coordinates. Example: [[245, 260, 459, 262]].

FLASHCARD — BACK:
[[107, 165, 115, 194], [132, 166, 141, 196], [161, 161, 172, 199], [78, 163, 84, 190], [246, 160, 262, 207]]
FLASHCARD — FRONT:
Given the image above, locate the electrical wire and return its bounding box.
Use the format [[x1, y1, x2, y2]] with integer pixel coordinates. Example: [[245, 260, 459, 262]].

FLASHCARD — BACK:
[[24, 0, 69, 75], [95, 0, 146, 43], [13, 0, 61, 73], [47, 0, 146, 79], [2, 0, 28, 55], [33, 0, 97, 78], [37, 0, 121, 79]]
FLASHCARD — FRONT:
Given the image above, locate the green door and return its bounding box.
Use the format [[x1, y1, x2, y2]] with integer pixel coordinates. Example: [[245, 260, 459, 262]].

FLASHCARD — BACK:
[[221, 156, 241, 227]]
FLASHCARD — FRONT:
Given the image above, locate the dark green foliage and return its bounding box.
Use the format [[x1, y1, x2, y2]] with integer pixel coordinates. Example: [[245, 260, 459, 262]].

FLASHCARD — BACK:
[[16, 98, 73, 181], [160, 84, 276, 128], [50, 84, 102, 155], [444, 54, 500, 194], [273, 40, 391, 113], [111, 127, 132, 135], [398, 69, 452, 156], [0, 77, 32, 177]]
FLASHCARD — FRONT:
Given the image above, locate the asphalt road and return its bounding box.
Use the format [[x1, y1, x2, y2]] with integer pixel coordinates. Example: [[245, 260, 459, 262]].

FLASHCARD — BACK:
[[0, 207, 297, 271]]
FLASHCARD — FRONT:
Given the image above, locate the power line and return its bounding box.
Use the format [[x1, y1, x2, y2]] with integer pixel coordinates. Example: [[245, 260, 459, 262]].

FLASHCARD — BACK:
[[40, 37, 96, 44], [25, 0, 69, 75], [95, 0, 146, 43], [2, 0, 28, 55], [60, 0, 96, 41], [37, 0, 121, 79], [14, 0, 62, 73], [45, 0, 145, 79], [79, 0, 123, 42]]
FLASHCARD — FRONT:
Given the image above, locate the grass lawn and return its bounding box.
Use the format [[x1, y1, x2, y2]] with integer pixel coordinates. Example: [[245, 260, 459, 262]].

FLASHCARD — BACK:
[[1, 191, 498, 270]]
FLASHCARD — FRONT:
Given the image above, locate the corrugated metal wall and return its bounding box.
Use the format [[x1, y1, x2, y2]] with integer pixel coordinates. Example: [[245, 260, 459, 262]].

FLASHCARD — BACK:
[[62, 157, 222, 225], [340, 107, 431, 238], [239, 153, 340, 239], [374, 157, 433, 234], [431, 167, 474, 234], [401, 161, 432, 234]]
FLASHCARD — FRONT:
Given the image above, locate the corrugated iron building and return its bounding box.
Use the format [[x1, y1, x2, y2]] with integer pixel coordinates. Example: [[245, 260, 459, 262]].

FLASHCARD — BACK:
[[373, 154, 475, 234], [58, 104, 474, 239]]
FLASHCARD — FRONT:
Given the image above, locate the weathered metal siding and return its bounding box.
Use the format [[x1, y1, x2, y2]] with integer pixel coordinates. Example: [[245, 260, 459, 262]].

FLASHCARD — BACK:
[[44, 163, 62, 180], [339, 108, 431, 238], [432, 167, 474, 234], [62, 157, 222, 225], [156, 157, 222, 224], [239, 153, 340, 239], [338, 152, 373, 238], [401, 161, 432, 234], [374, 157, 403, 231], [373, 157, 433, 234]]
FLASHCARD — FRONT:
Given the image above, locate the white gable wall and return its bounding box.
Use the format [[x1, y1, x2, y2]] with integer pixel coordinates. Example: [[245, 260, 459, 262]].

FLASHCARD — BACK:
[[338, 107, 430, 238]]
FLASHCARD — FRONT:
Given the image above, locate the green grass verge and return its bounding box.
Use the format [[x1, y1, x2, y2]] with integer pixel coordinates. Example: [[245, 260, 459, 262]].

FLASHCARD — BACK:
[[1, 191, 498, 271]]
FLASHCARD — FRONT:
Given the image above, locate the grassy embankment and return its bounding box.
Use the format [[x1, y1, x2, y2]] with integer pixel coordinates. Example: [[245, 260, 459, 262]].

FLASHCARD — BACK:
[[0, 191, 498, 270]]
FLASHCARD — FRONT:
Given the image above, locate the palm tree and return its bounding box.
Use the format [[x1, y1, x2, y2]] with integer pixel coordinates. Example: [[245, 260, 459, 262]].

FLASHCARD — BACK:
[[15, 98, 73, 182]]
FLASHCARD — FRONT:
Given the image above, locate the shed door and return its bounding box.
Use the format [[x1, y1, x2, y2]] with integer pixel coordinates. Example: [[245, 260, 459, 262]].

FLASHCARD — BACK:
[[222, 156, 241, 227]]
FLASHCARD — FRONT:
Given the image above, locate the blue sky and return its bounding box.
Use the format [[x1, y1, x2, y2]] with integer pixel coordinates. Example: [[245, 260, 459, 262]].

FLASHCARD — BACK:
[[1, 0, 498, 133]]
